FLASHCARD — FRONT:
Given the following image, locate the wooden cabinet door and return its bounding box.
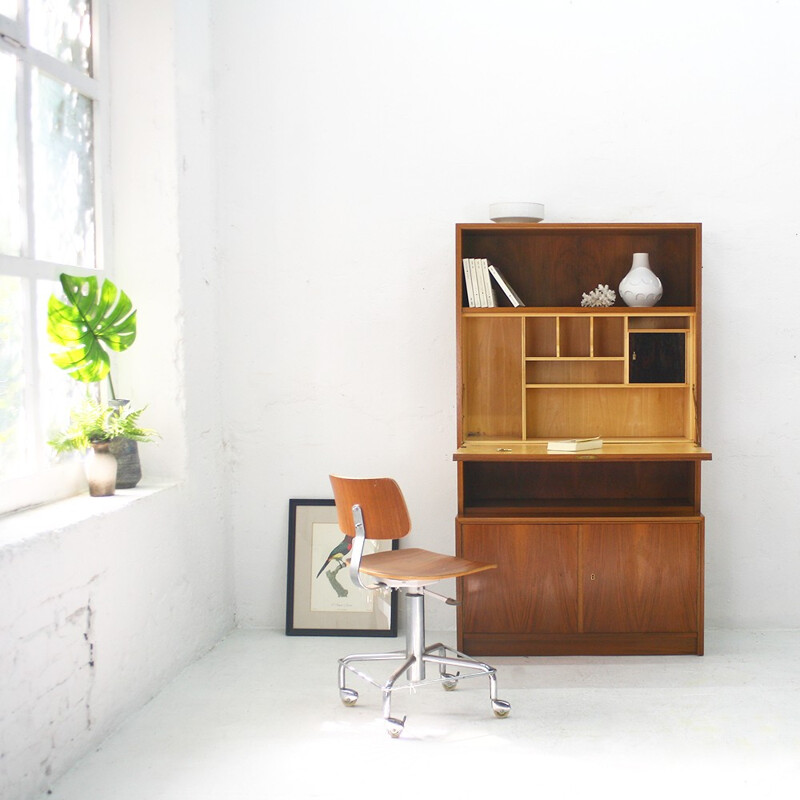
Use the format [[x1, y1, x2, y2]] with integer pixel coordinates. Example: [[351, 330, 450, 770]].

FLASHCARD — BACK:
[[581, 522, 700, 633], [459, 523, 579, 634], [461, 317, 522, 440]]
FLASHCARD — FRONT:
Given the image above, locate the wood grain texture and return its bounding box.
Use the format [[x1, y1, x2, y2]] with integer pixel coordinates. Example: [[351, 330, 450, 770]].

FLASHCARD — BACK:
[[462, 316, 522, 439], [455, 441, 712, 461], [458, 523, 579, 634], [360, 547, 495, 582], [461, 632, 700, 657], [329, 475, 411, 540], [457, 223, 699, 308], [526, 386, 688, 439], [456, 520, 703, 656], [581, 522, 700, 633]]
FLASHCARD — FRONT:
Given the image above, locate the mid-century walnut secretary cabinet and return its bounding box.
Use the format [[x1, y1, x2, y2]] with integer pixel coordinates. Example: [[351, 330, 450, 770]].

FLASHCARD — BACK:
[[454, 223, 712, 656]]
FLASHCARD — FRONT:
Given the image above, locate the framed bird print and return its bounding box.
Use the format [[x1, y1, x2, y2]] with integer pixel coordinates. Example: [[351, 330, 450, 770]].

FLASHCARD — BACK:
[[285, 499, 398, 636]]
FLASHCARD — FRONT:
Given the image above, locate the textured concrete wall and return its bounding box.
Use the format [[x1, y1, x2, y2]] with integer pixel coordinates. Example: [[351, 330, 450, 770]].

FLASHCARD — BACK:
[[0, 487, 233, 797], [0, 1, 233, 798]]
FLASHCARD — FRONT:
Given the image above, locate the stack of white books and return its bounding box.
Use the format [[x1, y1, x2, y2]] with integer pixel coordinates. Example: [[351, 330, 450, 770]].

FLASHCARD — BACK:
[[462, 258, 524, 308]]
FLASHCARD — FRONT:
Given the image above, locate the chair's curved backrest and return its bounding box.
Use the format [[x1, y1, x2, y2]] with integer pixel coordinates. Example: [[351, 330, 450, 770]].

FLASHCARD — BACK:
[[329, 476, 412, 540]]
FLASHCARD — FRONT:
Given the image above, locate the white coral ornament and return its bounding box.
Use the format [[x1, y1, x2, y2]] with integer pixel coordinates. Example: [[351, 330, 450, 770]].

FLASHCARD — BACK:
[[581, 284, 616, 307]]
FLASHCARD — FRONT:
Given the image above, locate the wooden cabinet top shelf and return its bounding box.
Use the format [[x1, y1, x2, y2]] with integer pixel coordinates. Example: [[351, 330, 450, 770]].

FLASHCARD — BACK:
[[457, 222, 701, 232], [461, 306, 697, 315]]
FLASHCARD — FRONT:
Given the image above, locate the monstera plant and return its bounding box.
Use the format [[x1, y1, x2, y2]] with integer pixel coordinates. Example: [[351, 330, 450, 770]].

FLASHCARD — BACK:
[[47, 273, 137, 399], [47, 273, 157, 492]]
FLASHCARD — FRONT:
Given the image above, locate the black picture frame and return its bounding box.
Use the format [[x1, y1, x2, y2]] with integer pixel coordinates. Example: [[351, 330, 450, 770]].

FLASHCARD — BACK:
[[285, 499, 398, 637]]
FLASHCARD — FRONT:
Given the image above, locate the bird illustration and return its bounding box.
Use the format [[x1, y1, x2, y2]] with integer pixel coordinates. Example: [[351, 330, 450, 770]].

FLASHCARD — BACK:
[[316, 535, 352, 578], [316, 535, 353, 598]]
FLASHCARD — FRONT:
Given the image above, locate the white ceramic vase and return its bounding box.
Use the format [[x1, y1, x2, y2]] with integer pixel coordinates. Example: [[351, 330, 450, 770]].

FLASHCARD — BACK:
[[619, 253, 663, 307], [85, 442, 118, 497]]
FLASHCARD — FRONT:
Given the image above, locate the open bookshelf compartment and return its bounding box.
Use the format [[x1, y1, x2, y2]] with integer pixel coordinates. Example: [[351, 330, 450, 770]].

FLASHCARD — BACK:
[[457, 225, 699, 308], [461, 460, 699, 517], [526, 360, 625, 385], [559, 317, 591, 357], [628, 316, 690, 330], [525, 317, 556, 357], [593, 316, 625, 356]]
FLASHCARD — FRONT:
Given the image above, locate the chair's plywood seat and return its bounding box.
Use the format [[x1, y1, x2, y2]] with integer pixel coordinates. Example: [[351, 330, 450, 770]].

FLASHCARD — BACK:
[[360, 547, 495, 583]]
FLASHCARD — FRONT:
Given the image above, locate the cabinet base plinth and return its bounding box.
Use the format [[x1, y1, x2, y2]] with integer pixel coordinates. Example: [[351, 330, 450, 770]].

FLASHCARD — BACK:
[[461, 632, 703, 657]]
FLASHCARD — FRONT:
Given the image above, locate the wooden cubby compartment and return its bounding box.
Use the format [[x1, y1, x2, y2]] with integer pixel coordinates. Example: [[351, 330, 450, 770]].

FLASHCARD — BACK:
[[463, 308, 697, 443], [525, 317, 556, 357], [593, 316, 625, 356], [457, 224, 698, 308], [525, 360, 625, 386], [454, 223, 711, 657], [460, 460, 701, 517], [559, 316, 590, 357]]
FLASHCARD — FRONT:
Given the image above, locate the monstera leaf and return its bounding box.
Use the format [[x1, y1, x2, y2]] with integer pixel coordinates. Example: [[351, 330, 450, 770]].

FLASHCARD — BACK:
[[47, 274, 137, 384]]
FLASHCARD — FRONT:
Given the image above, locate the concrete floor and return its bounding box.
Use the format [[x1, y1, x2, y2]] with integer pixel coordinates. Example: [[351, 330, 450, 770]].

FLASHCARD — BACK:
[[41, 628, 800, 799]]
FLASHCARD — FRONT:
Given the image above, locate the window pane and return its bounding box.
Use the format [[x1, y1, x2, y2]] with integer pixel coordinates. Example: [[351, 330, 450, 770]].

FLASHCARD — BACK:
[[0, 50, 22, 257], [0, 276, 27, 481], [31, 69, 95, 267], [0, 0, 17, 20], [28, 0, 92, 75]]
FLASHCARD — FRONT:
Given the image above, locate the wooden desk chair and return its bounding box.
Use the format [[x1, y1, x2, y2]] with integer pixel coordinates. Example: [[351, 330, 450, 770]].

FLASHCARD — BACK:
[[329, 475, 511, 737]]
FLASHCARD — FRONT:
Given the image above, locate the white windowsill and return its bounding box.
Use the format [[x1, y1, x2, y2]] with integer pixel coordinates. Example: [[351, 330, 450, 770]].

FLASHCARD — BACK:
[[0, 482, 179, 550]]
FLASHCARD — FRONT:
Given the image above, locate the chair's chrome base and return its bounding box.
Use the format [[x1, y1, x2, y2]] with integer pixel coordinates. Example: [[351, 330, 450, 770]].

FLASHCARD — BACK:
[[338, 591, 511, 737]]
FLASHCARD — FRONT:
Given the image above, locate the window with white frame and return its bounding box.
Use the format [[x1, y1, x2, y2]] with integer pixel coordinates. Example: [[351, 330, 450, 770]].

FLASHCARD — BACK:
[[0, 0, 107, 514]]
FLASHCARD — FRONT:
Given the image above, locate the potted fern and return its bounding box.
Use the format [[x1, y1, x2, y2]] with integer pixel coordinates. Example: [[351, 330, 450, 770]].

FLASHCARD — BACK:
[[48, 396, 157, 496], [47, 273, 157, 493]]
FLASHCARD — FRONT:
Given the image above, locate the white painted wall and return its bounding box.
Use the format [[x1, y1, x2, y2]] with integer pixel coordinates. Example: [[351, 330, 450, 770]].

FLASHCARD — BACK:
[[0, 2, 234, 798], [215, 0, 800, 630]]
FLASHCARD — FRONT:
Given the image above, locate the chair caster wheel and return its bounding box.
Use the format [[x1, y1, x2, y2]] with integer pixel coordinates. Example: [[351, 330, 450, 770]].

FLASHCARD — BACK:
[[340, 688, 358, 706], [492, 699, 511, 718], [385, 716, 406, 738], [441, 673, 458, 691]]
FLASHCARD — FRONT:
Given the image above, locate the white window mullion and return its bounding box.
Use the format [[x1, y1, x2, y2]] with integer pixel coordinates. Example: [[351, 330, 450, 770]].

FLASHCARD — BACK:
[[7, 2, 37, 478], [0, 11, 23, 43], [18, 51, 33, 258], [16, 5, 39, 473], [0, 253, 96, 280], [28, 48, 97, 98], [20, 271, 40, 472]]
